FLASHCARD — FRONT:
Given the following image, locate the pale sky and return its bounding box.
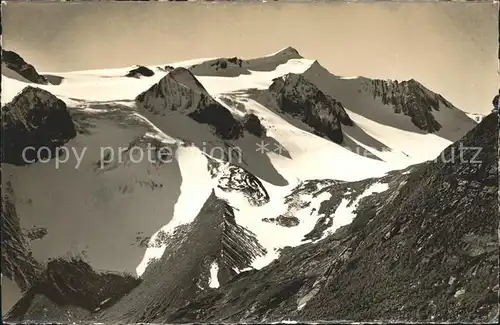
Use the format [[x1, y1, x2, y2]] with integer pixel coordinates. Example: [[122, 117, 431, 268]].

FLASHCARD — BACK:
[[2, 1, 498, 113]]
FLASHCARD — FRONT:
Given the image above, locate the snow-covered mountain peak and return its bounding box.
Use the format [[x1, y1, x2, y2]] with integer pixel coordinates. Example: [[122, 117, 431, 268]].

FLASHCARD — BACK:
[[188, 46, 304, 79], [267, 46, 303, 59]]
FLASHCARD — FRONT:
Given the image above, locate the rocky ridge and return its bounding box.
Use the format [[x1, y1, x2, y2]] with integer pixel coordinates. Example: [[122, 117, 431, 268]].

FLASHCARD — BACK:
[[125, 65, 155, 78], [162, 113, 499, 323], [136, 67, 246, 140], [1, 86, 77, 165], [363, 78, 454, 132]]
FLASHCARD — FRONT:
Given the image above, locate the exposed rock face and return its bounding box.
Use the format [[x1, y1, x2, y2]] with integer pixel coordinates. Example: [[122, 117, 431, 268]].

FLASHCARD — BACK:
[[242, 113, 266, 137], [208, 158, 270, 206], [5, 258, 141, 322], [269, 73, 353, 144], [1, 174, 43, 293], [125, 65, 155, 78], [94, 192, 267, 323], [5, 114, 497, 323], [162, 113, 498, 323], [365, 78, 453, 132], [136, 67, 243, 139], [1, 87, 77, 165], [1, 50, 48, 84], [219, 95, 246, 112]]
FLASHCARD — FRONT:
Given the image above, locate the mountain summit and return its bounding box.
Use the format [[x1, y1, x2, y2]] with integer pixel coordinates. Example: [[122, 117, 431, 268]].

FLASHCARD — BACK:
[[301, 61, 476, 140], [136, 67, 243, 139]]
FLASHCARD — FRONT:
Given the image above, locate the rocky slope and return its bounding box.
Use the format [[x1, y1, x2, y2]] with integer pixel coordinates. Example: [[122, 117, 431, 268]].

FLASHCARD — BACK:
[[163, 113, 499, 323], [1, 50, 49, 85], [136, 67, 244, 140], [1, 48, 495, 323], [5, 187, 268, 323], [96, 192, 269, 323], [1, 86, 77, 165], [1, 173, 43, 293], [4, 258, 141, 323], [267, 73, 354, 144], [125, 65, 155, 78]]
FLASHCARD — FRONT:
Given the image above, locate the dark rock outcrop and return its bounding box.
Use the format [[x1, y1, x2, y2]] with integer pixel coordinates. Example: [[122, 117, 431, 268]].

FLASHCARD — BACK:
[[1, 50, 48, 84], [366, 78, 453, 132], [268, 73, 353, 144], [1, 87, 77, 165], [262, 215, 300, 228], [5, 258, 141, 322], [125, 65, 155, 78], [6, 114, 497, 323], [136, 67, 243, 139], [1, 174, 43, 293], [188, 95, 244, 139]]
